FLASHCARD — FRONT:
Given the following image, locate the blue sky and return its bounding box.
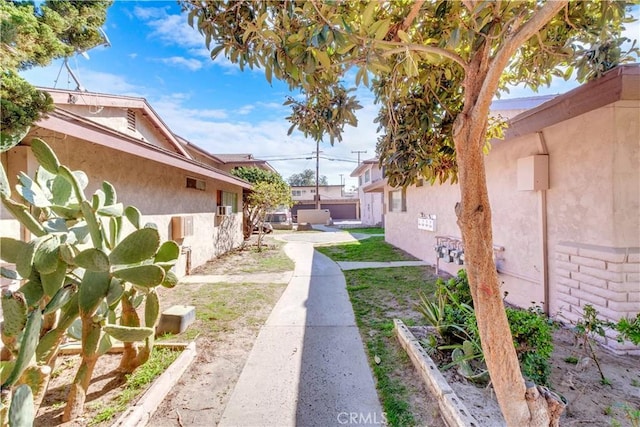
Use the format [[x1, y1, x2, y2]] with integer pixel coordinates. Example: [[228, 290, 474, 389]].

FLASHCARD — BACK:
[[21, 1, 639, 189]]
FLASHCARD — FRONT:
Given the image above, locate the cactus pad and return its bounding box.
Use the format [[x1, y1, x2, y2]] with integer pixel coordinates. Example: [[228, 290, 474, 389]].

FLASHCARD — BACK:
[[103, 325, 154, 343], [1, 291, 27, 337]]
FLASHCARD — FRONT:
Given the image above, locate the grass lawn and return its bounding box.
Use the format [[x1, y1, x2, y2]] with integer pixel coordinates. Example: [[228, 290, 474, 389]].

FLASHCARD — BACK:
[[317, 231, 445, 426], [315, 236, 419, 262], [344, 227, 385, 234]]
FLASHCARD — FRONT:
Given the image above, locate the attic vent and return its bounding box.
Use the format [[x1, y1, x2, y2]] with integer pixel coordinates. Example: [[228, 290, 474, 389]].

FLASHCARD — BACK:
[[186, 177, 206, 191], [127, 109, 136, 131]]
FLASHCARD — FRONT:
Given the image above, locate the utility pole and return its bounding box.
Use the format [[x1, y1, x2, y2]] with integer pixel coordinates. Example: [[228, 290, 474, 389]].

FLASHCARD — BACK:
[[314, 140, 321, 209], [351, 150, 367, 164], [339, 174, 344, 197]]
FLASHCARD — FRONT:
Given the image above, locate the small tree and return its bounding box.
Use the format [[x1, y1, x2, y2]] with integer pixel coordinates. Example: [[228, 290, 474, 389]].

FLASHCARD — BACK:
[[287, 168, 328, 186], [231, 167, 292, 245], [182, 1, 637, 425]]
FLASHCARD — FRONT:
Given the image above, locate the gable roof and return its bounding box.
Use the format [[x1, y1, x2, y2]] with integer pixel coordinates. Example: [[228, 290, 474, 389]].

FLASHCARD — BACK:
[[33, 90, 252, 189], [42, 88, 192, 159], [214, 154, 278, 173], [350, 158, 380, 177]]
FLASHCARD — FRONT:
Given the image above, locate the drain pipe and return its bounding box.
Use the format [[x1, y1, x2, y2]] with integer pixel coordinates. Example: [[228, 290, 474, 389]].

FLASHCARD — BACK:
[[181, 246, 192, 276], [536, 131, 550, 315]]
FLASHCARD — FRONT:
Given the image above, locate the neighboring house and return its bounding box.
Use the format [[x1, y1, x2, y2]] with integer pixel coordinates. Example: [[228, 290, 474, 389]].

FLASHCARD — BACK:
[[372, 65, 639, 353], [0, 88, 253, 279], [350, 158, 385, 227], [290, 184, 359, 220], [179, 138, 277, 174]]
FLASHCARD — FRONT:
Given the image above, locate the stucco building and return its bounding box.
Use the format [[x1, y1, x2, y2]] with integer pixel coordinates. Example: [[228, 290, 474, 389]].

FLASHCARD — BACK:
[[1, 88, 255, 279], [350, 159, 385, 227], [371, 65, 640, 352]]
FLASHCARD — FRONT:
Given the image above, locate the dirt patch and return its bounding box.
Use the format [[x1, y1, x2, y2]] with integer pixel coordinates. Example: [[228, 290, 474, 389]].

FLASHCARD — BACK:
[[410, 326, 640, 426]]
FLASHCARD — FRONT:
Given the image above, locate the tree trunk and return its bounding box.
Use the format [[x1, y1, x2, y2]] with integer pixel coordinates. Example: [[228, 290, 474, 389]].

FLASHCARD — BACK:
[[63, 316, 101, 421], [453, 120, 564, 426]]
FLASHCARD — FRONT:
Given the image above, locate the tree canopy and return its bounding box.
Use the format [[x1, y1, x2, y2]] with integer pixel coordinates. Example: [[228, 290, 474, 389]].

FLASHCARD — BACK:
[[287, 168, 328, 186], [0, 0, 112, 148], [231, 166, 292, 242], [183, 1, 637, 425]]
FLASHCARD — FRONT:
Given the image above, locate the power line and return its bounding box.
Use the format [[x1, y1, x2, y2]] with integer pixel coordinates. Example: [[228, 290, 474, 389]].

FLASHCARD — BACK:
[[351, 150, 367, 164]]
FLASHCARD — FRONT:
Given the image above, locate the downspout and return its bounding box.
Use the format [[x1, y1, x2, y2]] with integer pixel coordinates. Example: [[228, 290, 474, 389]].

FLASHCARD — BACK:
[[536, 131, 550, 315]]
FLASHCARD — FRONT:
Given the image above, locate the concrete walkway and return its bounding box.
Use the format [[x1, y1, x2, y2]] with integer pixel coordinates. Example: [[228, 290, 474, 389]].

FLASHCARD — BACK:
[[218, 240, 383, 426]]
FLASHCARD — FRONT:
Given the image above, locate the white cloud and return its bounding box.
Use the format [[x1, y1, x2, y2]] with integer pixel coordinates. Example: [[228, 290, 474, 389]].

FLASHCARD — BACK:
[[235, 105, 255, 115], [135, 7, 206, 49], [159, 56, 203, 71]]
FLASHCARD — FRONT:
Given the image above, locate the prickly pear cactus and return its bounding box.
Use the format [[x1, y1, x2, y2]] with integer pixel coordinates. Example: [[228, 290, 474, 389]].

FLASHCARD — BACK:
[[0, 138, 181, 423]]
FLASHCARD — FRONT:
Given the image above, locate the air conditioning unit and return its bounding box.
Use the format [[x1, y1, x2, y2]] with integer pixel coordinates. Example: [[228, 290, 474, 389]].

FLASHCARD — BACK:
[[171, 215, 194, 240], [217, 205, 233, 216]]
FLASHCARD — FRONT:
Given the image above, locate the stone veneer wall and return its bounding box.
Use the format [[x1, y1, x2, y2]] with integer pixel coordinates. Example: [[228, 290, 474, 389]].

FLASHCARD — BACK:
[[555, 242, 639, 354]]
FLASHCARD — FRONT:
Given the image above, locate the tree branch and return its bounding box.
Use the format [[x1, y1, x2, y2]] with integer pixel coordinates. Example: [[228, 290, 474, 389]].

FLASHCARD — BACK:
[[471, 0, 567, 139], [379, 41, 469, 72], [401, 0, 425, 32]]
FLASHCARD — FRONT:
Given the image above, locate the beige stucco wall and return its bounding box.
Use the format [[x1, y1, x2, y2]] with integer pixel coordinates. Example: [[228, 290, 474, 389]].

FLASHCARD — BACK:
[[0, 133, 244, 278], [385, 99, 640, 328]]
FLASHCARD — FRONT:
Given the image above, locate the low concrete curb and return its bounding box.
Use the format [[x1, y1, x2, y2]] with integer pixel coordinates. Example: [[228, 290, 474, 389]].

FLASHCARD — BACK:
[[112, 341, 197, 427], [393, 319, 479, 427]]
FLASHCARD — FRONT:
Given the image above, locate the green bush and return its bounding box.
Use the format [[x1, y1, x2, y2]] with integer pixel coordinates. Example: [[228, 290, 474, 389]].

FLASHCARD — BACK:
[[419, 269, 555, 386]]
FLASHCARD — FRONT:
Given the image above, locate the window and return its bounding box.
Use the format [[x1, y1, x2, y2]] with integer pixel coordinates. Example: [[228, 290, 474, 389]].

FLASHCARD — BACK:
[[292, 190, 302, 197], [389, 189, 406, 212], [186, 177, 206, 191], [218, 190, 238, 212], [310, 189, 316, 193], [359, 176, 363, 186], [364, 169, 371, 183], [127, 109, 136, 131]]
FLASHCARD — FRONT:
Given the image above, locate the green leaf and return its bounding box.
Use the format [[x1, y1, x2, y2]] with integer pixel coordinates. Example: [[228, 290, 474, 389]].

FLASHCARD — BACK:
[[97, 333, 113, 356], [58, 165, 86, 202], [30, 138, 60, 174], [18, 279, 44, 308], [106, 278, 124, 307], [0, 237, 28, 263], [81, 200, 103, 249], [33, 234, 60, 274], [51, 174, 73, 206], [41, 259, 67, 297], [154, 241, 180, 264], [16, 236, 44, 279], [67, 318, 82, 340], [0, 197, 46, 237], [2, 310, 42, 387], [145, 290, 160, 328], [16, 172, 51, 208], [109, 228, 160, 265], [74, 248, 110, 272], [43, 284, 75, 315], [112, 264, 165, 287], [78, 271, 111, 315], [124, 206, 141, 229], [160, 270, 179, 289], [8, 384, 35, 427], [103, 325, 154, 342], [97, 203, 124, 217], [361, 1, 377, 27], [102, 181, 117, 205]]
